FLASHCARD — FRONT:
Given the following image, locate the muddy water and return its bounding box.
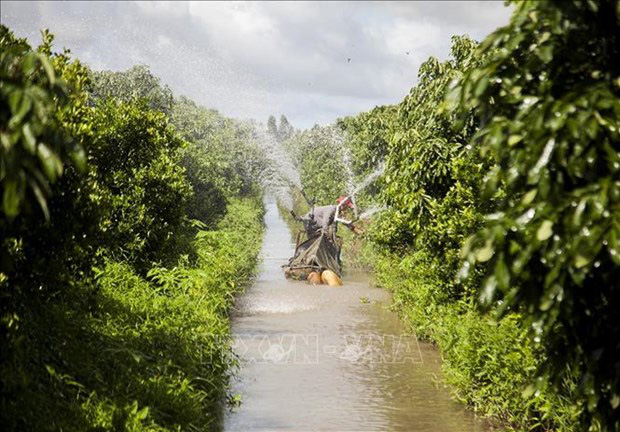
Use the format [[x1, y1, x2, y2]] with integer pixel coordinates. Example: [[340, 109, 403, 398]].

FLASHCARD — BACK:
[[224, 199, 492, 431]]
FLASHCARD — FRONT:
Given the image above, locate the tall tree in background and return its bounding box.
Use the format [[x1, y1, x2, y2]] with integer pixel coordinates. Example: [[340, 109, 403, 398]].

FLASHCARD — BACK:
[[267, 114, 278, 139], [278, 115, 294, 142]]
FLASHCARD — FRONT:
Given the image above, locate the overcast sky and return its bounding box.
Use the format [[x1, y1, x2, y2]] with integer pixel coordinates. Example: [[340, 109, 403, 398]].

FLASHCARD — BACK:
[[1, 1, 512, 129]]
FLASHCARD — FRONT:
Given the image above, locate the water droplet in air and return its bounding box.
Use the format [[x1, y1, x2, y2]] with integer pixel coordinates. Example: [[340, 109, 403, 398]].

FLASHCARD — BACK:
[[458, 261, 471, 279]]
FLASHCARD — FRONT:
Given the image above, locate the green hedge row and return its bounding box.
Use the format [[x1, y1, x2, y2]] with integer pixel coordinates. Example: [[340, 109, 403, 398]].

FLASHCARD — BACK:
[[2, 197, 263, 431], [1, 25, 267, 431]]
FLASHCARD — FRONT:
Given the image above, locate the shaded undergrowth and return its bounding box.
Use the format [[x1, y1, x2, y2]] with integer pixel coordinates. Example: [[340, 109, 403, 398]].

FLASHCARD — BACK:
[[1, 198, 264, 431]]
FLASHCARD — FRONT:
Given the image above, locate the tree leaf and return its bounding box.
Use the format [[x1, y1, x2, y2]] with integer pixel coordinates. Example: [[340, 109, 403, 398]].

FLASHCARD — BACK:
[[476, 239, 495, 262], [536, 220, 553, 241], [2, 180, 22, 217], [508, 134, 523, 146], [22, 123, 37, 154]]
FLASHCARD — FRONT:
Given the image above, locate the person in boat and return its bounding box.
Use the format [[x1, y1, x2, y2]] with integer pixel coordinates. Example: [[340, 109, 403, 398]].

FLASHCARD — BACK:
[[291, 196, 356, 238], [286, 196, 361, 278]]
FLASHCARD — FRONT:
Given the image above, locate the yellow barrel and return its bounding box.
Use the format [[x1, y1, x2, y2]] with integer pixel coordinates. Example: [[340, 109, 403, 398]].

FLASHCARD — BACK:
[[321, 270, 343, 286], [307, 271, 323, 285]]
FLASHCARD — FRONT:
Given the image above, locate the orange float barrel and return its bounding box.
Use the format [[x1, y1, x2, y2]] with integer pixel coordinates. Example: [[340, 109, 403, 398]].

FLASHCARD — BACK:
[[307, 271, 323, 285], [321, 270, 343, 286]]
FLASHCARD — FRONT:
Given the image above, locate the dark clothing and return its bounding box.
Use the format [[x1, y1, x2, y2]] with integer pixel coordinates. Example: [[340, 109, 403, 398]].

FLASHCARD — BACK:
[[292, 204, 348, 270], [293, 204, 356, 241], [302, 205, 337, 231]]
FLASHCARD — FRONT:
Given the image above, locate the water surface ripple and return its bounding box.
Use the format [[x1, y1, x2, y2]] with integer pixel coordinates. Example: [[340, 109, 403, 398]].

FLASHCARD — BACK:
[[224, 199, 492, 432]]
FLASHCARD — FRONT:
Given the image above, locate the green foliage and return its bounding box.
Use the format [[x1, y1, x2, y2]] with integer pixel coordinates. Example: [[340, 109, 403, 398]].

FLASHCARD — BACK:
[[90, 99, 193, 270], [88, 65, 174, 114], [455, 1, 620, 428], [5, 1, 619, 428], [382, 36, 482, 250], [1, 25, 266, 432], [364, 208, 414, 250], [349, 36, 491, 306], [1, 197, 264, 431], [339, 105, 394, 180], [369, 249, 579, 431], [283, 124, 349, 205], [0, 26, 87, 220], [330, 6, 620, 429], [171, 96, 268, 226], [337, 105, 394, 210], [0, 26, 99, 302]]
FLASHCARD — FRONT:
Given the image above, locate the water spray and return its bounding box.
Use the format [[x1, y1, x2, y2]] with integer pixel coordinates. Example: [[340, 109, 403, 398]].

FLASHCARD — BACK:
[[333, 163, 385, 226]]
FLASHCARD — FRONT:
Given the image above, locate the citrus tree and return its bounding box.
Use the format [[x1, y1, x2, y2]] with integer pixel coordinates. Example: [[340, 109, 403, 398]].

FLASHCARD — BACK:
[[373, 36, 491, 299], [0, 26, 88, 221], [457, 1, 620, 428], [88, 65, 174, 114]]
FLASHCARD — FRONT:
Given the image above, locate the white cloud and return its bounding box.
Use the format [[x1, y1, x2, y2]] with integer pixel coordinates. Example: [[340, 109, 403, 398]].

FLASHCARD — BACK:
[[382, 20, 443, 57], [1, 1, 512, 128]]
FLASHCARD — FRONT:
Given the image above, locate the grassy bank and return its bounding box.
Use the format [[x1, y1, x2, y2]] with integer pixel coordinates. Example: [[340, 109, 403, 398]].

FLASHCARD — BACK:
[[359, 244, 580, 431], [2, 197, 264, 431], [339, 233, 578, 429]]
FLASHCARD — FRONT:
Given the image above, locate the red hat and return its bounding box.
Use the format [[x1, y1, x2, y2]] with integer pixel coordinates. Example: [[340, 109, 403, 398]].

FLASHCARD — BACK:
[[337, 195, 354, 209]]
